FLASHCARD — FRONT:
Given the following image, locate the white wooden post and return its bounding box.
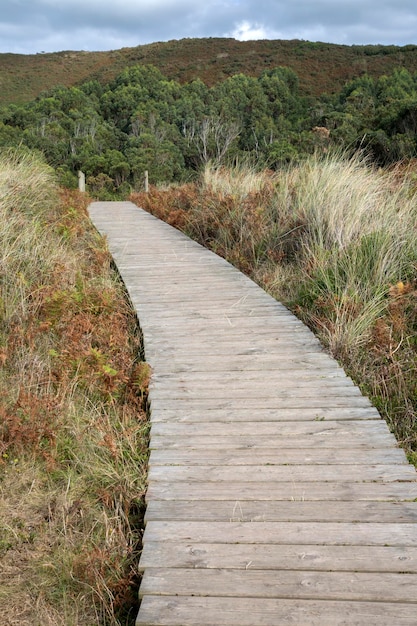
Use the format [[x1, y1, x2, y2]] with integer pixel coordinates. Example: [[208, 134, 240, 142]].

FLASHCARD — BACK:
[[78, 170, 86, 193], [144, 170, 149, 193]]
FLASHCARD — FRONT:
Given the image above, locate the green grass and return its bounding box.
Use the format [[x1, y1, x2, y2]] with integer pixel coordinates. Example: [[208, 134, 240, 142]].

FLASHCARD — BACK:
[[0, 149, 148, 625]]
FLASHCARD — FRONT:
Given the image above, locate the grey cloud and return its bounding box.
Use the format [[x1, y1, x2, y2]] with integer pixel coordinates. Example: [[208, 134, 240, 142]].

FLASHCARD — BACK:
[[1, 0, 416, 55], [234, 0, 417, 44]]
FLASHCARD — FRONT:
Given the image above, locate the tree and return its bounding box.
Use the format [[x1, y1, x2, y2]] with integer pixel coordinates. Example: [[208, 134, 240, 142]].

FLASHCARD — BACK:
[[212, 74, 269, 151], [125, 133, 185, 186], [182, 116, 240, 166]]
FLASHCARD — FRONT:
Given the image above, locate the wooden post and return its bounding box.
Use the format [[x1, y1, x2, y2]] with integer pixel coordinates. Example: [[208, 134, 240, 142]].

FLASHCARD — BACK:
[[78, 170, 86, 193], [144, 170, 149, 193]]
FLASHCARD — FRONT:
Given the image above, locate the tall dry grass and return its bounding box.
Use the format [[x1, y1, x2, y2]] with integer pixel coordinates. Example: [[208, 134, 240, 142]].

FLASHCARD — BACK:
[[271, 153, 417, 354], [131, 151, 417, 462], [0, 149, 148, 625]]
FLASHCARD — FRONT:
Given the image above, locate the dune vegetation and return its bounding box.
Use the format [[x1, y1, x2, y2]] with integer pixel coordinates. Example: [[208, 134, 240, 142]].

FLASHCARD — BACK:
[[131, 151, 417, 465], [0, 149, 149, 625]]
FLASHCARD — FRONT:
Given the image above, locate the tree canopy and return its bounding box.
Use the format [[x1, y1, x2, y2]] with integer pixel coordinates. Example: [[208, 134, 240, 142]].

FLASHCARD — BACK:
[[1, 64, 417, 195]]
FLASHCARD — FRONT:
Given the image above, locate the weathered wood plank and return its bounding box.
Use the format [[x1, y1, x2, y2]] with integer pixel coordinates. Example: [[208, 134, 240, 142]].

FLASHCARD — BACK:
[[142, 317, 307, 330], [136, 596, 417, 626], [130, 301, 294, 322], [126, 288, 278, 303], [141, 323, 313, 337], [149, 429, 398, 450], [149, 381, 362, 397], [143, 336, 321, 350], [142, 521, 417, 546], [146, 481, 417, 501], [148, 447, 407, 466], [149, 396, 375, 411], [139, 568, 417, 602], [144, 500, 417, 523], [148, 464, 417, 483], [145, 353, 347, 373], [150, 368, 351, 382], [139, 541, 417, 572], [150, 419, 389, 437], [149, 406, 381, 422]]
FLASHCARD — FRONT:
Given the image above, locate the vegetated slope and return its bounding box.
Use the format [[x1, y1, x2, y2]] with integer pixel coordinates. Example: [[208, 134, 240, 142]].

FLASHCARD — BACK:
[[0, 149, 149, 625], [2, 37, 417, 104]]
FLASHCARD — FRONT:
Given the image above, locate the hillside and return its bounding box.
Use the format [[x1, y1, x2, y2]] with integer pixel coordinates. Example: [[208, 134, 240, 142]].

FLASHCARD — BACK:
[[2, 37, 417, 105]]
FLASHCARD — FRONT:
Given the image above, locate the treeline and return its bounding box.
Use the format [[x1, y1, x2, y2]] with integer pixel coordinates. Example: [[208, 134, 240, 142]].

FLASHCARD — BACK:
[[1, 64, 417, 195]]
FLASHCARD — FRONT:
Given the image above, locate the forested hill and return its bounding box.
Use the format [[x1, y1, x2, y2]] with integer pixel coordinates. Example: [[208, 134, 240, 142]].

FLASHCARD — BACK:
[[2, 37, 417, 105]]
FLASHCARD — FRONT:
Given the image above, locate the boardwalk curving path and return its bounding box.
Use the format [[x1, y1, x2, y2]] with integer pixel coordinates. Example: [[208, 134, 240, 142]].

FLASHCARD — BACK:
[[88, 201, 417, 626]]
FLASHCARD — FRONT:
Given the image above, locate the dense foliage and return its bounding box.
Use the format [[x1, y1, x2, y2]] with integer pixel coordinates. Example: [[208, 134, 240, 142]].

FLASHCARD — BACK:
[[2, 64, 417, 194]]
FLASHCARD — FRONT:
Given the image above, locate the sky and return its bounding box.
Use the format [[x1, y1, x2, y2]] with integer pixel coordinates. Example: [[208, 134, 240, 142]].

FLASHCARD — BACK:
[[1, 0, 417, 55]]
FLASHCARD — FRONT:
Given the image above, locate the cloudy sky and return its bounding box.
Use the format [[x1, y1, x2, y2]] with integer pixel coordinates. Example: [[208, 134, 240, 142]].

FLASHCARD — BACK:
[[2, 0, 417, 55]]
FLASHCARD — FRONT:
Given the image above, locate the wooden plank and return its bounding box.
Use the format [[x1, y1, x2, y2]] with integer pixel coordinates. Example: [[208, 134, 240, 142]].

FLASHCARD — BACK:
[[144, 500, 417, 523], [147, 464, 417, 483], [150, 419, 389, 436], [142, 521, 417, 547], [150, 373, 352, 387], [148, 447, 407, 466], [132, 298, 284, 311], [149, 389, 366, 404], [149, 425, 398, 449], [137, 314, 313, 329], [130, 298, 293, 314], [149, 407, 381, 422], [146, 481, 417, 501], [142, 320, 316, 333], [147, 331, 316, 344], [149, 381, 362, 396], [136, 596, 417, 626], [139, 541, 417, 572], [143, 335, 321, 350], [145, 353, 347, 373], [139, 568, 417, 602], [148, 375, 360, 389], [149, 435, 397, 450], [150, 368, 351, 382], [129, 285, 287, 299], [149, 397, 375, 411], [142, 321, 312, 334], [125, 288, 275, 303]]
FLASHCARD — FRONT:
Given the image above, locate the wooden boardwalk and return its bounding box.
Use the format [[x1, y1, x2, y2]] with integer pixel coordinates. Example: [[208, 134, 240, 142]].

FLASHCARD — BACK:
[[88, 201, 417, 626]]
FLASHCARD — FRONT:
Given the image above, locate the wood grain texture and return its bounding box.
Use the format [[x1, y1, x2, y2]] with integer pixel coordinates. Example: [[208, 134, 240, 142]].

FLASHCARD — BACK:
[[139, 541, 417, 572], [144, 500, 417, 523], [88, 202, 417, 626], [136, 596, 417, 626]]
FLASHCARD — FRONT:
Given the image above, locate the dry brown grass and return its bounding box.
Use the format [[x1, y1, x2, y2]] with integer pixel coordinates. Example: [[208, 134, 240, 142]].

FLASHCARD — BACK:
[[0, 150, 148, 624]]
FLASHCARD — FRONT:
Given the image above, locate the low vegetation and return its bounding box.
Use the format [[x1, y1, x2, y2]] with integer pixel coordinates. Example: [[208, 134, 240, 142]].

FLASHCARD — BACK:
[[0, 149, 148, 625], [131, 151, 417, 464], [1, 38, 417, 106]]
